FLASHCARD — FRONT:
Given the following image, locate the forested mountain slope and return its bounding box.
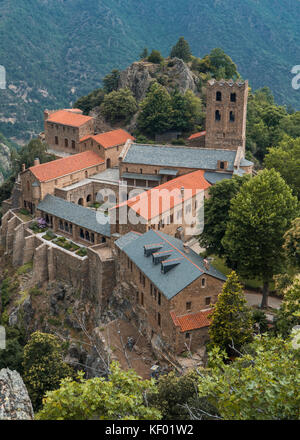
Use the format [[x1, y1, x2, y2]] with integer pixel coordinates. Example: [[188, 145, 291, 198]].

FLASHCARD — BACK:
[[0, 0, 299, 141]]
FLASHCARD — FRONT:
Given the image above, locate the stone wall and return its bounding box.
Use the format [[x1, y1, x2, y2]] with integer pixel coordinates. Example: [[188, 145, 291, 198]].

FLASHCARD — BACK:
[[0, 210, 114, 306]]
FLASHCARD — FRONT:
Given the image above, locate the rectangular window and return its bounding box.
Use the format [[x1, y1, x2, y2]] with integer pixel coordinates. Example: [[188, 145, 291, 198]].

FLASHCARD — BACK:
[[142, 275, 145, 287], [150, 284, 153, 296], [130, 261, 133, 272], [154, 288, 157, 300], [141, 291, 144, 306], [201, 278, 206, 288], [186, 301, 192, 311], [65, 138, 68, 147], [205, 297, 211, 306], [158, 292, 161, 306], [157, 312, 161, 327], [55, 136, 58, 145], [72, 140, 76, 149], [185, 332, 190, 339]]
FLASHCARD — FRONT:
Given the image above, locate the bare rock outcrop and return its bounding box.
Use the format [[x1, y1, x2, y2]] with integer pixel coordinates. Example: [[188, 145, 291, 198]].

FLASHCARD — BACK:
[[118, 58, 199, 102], [0, 369, 34, 420]]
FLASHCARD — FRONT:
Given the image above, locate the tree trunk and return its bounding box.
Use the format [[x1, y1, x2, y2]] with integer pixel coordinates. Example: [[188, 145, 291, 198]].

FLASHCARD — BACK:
[[261, 281, 269, 309]]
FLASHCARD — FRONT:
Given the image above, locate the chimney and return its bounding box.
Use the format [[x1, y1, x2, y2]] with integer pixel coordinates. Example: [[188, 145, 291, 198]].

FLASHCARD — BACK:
[[204, 259, 210, 270], [183, 243, 190, 254], [34, 158, 40, 167]]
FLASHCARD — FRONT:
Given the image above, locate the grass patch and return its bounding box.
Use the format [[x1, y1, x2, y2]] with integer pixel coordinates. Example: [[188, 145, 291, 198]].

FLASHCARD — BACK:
[[76, 247, 87, 257], [16, 261, 33, 275], [209, 255, 275, 291], [42, 231, 57, 241], [15, 290, 29, 306]]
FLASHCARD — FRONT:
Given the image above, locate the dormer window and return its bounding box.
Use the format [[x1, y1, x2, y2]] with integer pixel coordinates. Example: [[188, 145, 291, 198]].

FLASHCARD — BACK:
[[216, 91, 222, 101]]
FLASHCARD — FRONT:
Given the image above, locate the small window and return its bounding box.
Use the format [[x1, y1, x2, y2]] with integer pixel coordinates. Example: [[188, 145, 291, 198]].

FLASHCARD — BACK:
[[55, 136, 59, 145], [229, 111, 235, 122], [65, 138, 68, 147], [154, 288, 157, 300], [185, 332, 190, 339], [157, 312, 161, 327], [141, 291, 144, 306], [215, 110, 221, 121], [150, 284, 153, 296], [80, 228, 84, 239], [158, 292, 161, 306], [186, 301, 192, 311], [201, 278, 206, 288], [72, 140, 76, 149], [216, 91, 222, 101], [205, 297, 211, 306], [136, 291, 139, 303], [220, 161, 225, 170], [230, 93, 236, 102], [140, 169, 143, 174]]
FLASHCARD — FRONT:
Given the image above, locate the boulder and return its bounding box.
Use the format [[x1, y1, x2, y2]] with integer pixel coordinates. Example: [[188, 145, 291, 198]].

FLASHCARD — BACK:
[[0, 369, 34, 420]]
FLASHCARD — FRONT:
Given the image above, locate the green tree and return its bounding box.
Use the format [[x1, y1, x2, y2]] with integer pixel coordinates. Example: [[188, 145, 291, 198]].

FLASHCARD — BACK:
[[209, 271, 253, 353], [147, 50, 164, 64], [198, 175, 250, 257], [170, 37, 192, 62], [264, 136, 300, 199], [139, 48, 149, 59], [100, 88, 137, 123], [74, 88, 105, 115], [102, 69, 120, 93], [222, 169, 299, 308], [36, 362, 161, 420], [23, 331, 73, 410], [170, 89, 203, 132], [275, 279, 300, 338], [283, 218, 300, 268], [137, 82, 173, 135], [197, 335, 300, 420], [148, 370, 219, 420], [208, 48, 238, 79], [0, 327, 25, 373]]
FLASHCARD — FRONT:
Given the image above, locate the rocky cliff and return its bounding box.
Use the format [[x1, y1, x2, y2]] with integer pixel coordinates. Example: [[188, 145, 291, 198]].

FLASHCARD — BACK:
[[0, 369, 34, 420], [118, 58, 199, 102]]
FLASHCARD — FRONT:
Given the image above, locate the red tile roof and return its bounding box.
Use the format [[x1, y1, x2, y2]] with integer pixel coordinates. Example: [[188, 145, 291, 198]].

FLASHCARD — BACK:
[[47, 110, 93, 127], [29, 151, 104, 182], [188, 131, 206, 140], [170, 309, 212, 332], [80, 129, 135, 149], [112, 170, 210, 220]]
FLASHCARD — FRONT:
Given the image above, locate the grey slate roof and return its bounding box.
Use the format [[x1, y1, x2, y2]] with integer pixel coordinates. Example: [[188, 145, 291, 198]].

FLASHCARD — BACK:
[[115, 229, 226, 299], [37, 194, 111, 237], [123, 143, 237, 171], [121, 172, 162, 181], [240, 158, 254, 167], [204, 171, 233, 184]]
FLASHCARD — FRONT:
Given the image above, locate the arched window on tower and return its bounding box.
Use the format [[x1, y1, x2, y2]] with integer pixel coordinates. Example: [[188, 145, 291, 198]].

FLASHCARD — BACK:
[[230, 93, 236, 102], [216, 91, 222, 101], [229, 111, 235, 122], [215, 110, 221, 121]]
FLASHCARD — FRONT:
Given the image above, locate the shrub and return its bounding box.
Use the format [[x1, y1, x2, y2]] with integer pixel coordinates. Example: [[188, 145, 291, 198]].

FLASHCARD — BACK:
[[76, 248, 87, 257]]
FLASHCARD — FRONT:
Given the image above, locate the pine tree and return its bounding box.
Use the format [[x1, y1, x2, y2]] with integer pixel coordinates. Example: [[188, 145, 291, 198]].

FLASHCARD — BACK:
[[137, 82, 172, 135], [170, 37, 192, 62], [209, 271, 253, 353]]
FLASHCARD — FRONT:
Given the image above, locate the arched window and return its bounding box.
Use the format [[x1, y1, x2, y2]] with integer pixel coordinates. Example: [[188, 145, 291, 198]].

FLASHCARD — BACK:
[[78, 198, 83, 206], [229, 111, 235, 122], [230, 93, 236, 102], [59, 220, 63, 230], [215, 110, 221, 121], [80, 228, 84, 239], [91, 233, 95, 243], [216, 91, 222, 101], [106, 158, 111, 169], [64, 222, 69, 232], [86, 194, 92, 203], [85, 231, 90, 241]]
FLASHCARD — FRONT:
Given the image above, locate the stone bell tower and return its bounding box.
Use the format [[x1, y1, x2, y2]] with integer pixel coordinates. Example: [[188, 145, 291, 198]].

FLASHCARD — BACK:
[[205, 79, 248, 152]]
